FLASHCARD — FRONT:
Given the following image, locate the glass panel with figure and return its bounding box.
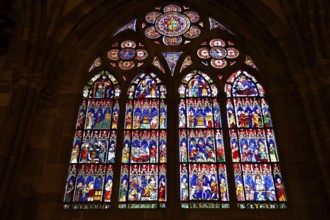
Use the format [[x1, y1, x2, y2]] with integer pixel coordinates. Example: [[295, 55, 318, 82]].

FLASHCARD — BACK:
[[226, 70, 287, 209], [63, 70, 120, 209], [179, 70, 229, 209], [119, 72, 167, 208]]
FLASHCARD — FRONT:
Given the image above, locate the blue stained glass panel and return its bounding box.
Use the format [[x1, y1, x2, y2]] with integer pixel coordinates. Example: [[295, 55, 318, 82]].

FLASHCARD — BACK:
[[213, 99, 222, 128], [186, 98, 213, 129], [179, 70, 228, 208], [135, 75, 159, 98], [64, 165, 77, 203], [89, 76, 116, 99], [238, 129, 269, 163], [159, 100, 167, 129], [85, 100, 113, 130], [179, 100, 186, 128], [234, 163, 286, 204], [64, 71, 120, 209], [107, 131, 117, 163], [162, 52, 183, 76], [80, 131, 110, 164], [187, 129, 216, 162], [227, 70, 286, 209], [73, 165, 106, 202], [119, 164, 167, 203], [130, 130, 159, 163], [186, 74, 211, 97], [114, 19, 137, 36], [232, 74, 258, 97], [234, 98, 263, 128], [133, 100, 159, 129], [120, 72, 167, 208]]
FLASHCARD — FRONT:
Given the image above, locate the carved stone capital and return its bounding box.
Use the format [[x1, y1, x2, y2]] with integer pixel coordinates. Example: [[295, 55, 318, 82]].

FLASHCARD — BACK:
[[12, 68, 45, 90]]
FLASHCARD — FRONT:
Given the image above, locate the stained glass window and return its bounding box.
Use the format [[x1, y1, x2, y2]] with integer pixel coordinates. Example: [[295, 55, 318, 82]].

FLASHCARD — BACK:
[[119, 72, 167, 209], [162, 52, 183, 75], [143, 4, 202, 46], [225, 70, 287, 209], [197, 38, 240, 69], [107, 40, 148, 70], [64, 70, 120, 209], [179, 70, 229, 209], [65, 2, 288, 211]]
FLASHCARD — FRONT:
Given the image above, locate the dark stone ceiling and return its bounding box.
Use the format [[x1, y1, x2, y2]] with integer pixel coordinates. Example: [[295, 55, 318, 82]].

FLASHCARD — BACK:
[[0, 0, 15, 56]]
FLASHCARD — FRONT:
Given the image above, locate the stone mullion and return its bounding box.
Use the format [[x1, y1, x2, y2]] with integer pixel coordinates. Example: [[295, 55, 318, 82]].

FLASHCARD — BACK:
[[0, 69, 44, 219]]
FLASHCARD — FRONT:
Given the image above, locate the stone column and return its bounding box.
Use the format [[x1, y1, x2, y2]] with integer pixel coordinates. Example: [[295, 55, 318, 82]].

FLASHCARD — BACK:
[[292, 66, 330, 208], [0, 68, 44, 218]]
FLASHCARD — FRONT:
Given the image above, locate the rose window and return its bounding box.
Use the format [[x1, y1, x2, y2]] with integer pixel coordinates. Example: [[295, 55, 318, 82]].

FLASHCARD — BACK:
[[143, 4, 202, 46], [107, 40, 148, 70], [197, 38, 240, 69]]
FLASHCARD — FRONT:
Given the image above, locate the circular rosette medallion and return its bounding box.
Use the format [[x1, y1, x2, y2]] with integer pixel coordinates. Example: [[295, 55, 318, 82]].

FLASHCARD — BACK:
[[119, 48, 136, 61], [210, 38, 226, 47], [197, 47, 210, 59], [135, 49, 148, 60], [121, 40, 136, 48], [163, 36, 182, 45], [155, 12, 191, 37], [107, 49, 119, 60], [184, 11, 200, 23], [226, 47, 239, 59], [145, 26, 161, 39], [145, 11, 162, 24], [163, 4, 182, 12], [119, 60, 135, 70], [209, 47, 227, 59], [183, 25, 201, 39], [211, 59, 227, 69]]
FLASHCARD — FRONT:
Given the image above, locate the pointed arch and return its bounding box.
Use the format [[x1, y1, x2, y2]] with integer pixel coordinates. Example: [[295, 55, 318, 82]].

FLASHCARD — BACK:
[[225, 70, 287, 209], [63, 70, 121, 209], [119, 72, 167, 209], [178, 70, 229, 209], [63, 2, 288, 211]]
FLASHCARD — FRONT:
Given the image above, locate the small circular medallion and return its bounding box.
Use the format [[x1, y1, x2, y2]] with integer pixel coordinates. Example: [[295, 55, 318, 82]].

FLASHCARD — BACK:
[[145, 11, 162, 24], [163, 36, 182, 45], [119, 48, 136, 61], [107, 49, 120, 60], [184, 11, 200, 23], [209, 47, 227, 59], [135, 49, 148, 60], [197, 47, 210, 59], [183, 25, 201, 39], [145, 26, 161, 39], [121, 40, 136, 48], [119, 60, 135, 70], [210, 38, 226, 47], [226, 48, 239, 59], [211, 59, 227, 69], [155, 12, 191, 37]]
